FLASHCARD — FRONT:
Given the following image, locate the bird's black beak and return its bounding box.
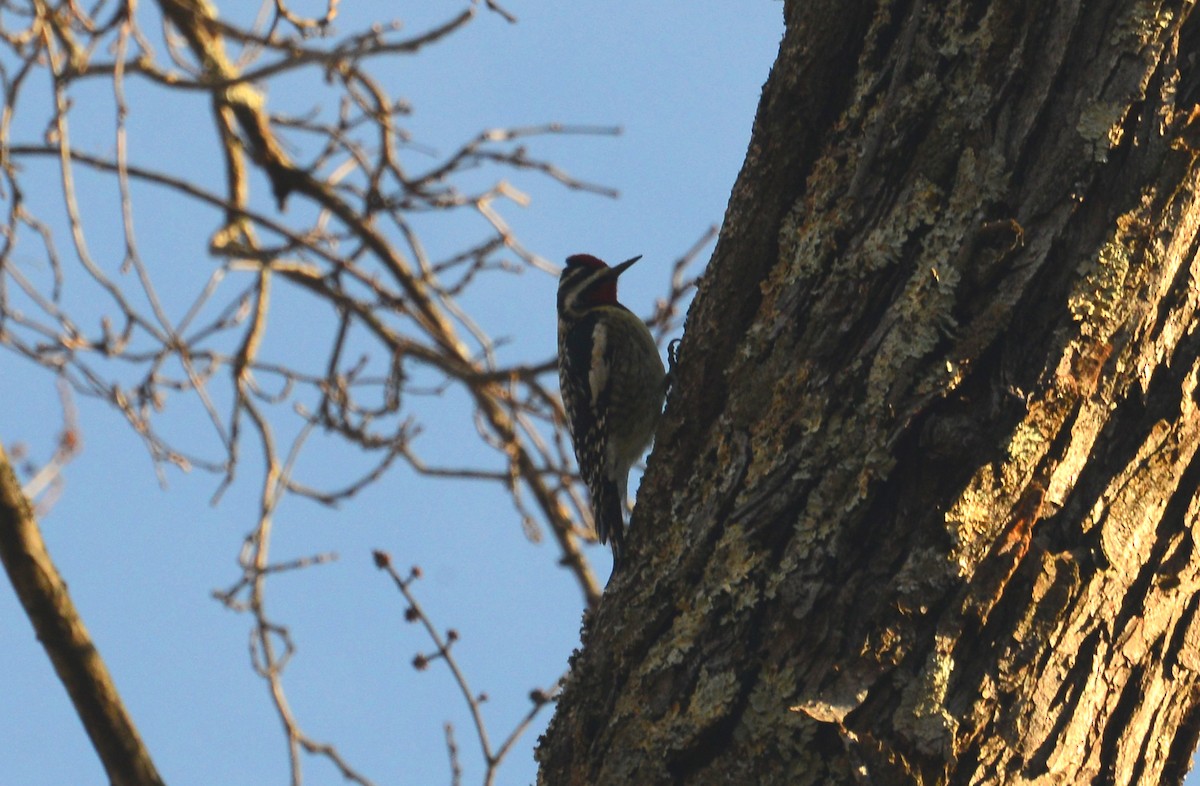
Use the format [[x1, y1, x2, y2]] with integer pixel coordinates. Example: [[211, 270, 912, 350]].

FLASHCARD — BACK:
[[610, 255, 643, 278]]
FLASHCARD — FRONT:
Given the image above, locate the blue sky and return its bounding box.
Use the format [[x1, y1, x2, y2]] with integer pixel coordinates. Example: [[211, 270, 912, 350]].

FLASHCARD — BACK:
[[0, 3, 784, 785]]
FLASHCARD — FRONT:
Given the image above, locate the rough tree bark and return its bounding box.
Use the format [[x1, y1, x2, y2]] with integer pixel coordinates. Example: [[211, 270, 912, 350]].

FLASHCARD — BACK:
[[539, 1, 1200, 783]]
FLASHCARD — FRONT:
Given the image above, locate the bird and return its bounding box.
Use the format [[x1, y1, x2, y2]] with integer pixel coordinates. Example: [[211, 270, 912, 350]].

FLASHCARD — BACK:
[[556, 253, 666, 570]]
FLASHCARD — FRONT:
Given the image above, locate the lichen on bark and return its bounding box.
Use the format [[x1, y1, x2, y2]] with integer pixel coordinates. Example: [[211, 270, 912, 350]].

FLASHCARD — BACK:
[[537, 1, 1200, 784]]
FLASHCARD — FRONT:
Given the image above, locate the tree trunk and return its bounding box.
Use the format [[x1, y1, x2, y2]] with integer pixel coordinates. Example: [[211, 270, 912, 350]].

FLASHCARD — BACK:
[[538, 1, 1200, 783]]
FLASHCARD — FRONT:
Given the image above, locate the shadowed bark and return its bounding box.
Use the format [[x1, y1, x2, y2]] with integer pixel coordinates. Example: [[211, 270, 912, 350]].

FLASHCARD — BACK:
[[538, 1, 1200, 783]]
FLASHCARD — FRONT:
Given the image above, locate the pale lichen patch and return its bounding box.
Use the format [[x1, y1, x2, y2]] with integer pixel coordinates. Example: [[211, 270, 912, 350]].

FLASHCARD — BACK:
[[1068, 237, 1130, 341], [852, 177, 943, 276], [776, 154, 851, 281], [687, 668, 741, 724], [1077, 101, 1131, 163], [895, 630, 960, 757], [639, 523, 762, 679], [641, 587, 711, 674], [708, 522, 763, 613]]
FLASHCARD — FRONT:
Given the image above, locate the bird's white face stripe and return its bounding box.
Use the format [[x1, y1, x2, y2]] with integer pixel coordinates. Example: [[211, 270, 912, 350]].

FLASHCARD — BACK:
[[588, 321, 609, 408], [558, 265, 612, 317]]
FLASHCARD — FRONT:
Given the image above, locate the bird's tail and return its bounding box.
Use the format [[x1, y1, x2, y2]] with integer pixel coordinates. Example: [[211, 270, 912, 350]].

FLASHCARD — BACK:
[[593, 480, 627, 571]]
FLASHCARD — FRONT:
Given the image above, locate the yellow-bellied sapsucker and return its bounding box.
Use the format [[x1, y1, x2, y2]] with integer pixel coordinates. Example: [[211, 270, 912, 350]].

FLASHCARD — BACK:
[[557, 253, 666, 570]]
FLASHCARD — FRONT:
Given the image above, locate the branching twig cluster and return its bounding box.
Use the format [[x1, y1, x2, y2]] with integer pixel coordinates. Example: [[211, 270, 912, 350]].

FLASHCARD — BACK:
[[2, 0, 609, 592], [0, 1, 707, 783], [374, 550, 561, 786]]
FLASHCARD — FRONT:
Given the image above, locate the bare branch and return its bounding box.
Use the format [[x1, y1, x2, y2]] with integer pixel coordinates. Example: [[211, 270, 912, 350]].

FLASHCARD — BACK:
[[445, 722, 463, 786], [0, 440, 166, 786], [374, 551, 562, 786]]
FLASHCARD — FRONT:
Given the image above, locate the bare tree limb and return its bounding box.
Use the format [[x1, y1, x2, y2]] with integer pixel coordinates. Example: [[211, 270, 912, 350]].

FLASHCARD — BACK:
[[0, 440, 165, 786]]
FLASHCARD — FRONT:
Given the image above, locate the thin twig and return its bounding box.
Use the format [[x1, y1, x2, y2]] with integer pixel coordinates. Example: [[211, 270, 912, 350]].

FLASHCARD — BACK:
[[373, 551, 563, 785]]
